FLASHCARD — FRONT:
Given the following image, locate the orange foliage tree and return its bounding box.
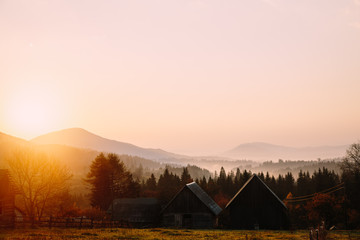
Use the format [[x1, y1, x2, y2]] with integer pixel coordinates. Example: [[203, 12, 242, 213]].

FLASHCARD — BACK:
[[305, 193, 342, 227], [7, 149, 72, 224]]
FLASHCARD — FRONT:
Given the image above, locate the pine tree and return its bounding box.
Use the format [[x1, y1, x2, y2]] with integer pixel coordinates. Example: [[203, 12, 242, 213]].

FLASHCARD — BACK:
[[158, 168, 181, 203], [180, 167, 193, 185], [234, 168, 241, 186], [86, 153, 139, 210], [217, 167, 227, 188], [146, 173, 157, 191], [86, 153, 112, 210], [296, 170, 313, 196], [284, 172, 295, 196]]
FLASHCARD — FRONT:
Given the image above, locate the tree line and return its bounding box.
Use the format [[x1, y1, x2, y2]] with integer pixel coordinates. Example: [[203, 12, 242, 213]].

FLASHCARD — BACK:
[[85, 143, 360, 229], [5, 142, 360, 229]]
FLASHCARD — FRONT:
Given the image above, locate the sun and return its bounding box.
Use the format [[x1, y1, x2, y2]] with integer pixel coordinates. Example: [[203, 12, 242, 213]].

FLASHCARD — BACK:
[[3, 85, 62, 139], [10, 98, 50, 132]]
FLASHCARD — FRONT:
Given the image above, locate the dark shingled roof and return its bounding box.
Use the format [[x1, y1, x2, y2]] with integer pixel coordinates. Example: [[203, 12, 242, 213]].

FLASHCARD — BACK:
[[225, 174, 287, 209], [163, 182, 222, 216]]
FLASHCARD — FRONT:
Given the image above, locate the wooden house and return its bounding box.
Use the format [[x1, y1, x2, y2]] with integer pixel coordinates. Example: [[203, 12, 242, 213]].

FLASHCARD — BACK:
[[107, 198, 160, 227], [161, 182, 222, 228], [0, 169, 16, 228], [225, 174, 289, 229]]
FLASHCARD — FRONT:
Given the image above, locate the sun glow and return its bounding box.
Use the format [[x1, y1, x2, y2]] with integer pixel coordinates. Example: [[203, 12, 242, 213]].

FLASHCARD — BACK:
[[3, 83, 63, 139], [10, 98, 50, 130]]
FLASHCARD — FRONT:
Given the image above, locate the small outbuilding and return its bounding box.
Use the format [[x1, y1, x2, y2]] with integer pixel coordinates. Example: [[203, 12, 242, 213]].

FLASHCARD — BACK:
[[0, 169, 16, 228], [225, 174, 289, 229], [161, 182, 222, 228], [107, 198, 160, 227]]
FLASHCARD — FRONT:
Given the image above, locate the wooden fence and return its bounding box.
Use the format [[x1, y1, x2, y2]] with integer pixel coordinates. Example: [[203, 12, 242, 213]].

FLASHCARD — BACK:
[[13, 216, 131, 229]]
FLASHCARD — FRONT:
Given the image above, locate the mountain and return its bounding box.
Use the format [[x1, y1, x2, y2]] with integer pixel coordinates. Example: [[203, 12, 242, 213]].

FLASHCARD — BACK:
[[31, 128, 349, 163], [1, 129, 349, 183], [31, 128, 186, 162], [0, 130, 98, 172], [223, 142, 348, 161], [0, 131, 32, 166], [1, 129, 186, 176], [0, 131, 30, 148]]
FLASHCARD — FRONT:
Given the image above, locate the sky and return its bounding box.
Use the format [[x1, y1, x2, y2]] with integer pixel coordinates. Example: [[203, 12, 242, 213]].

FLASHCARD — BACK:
[[1, 0, 360, 155]]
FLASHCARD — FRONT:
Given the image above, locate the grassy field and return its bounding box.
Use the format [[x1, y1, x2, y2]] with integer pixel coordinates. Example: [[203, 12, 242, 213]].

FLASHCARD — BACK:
[[1, 228, 360, 240]]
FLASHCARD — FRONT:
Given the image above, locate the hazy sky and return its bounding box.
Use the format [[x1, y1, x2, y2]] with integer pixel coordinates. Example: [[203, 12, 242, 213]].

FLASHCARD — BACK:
[[1, 0, 360, 155]]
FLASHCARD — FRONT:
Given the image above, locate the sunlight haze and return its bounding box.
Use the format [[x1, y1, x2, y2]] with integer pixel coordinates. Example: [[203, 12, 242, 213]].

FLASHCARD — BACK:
[[1, 0, 360, 155]]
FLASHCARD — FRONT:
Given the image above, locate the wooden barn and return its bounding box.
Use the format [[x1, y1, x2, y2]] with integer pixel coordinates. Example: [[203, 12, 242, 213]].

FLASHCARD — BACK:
[[0, 169, 16, 228], [161, 182, 222, 228], [107, 198, 160, 227], [225, 174, 289, 230]]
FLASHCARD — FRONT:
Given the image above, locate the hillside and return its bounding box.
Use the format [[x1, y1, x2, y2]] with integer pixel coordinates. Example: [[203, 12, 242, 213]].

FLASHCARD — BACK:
[[249, 159, 342, 177], [1, 129, 349, 179], [223, 142, 348, 161], [0, 131, 32, 167], [0, 130, 210, 184], [0, 130, 175, 174], [31, 128, 187, 162]]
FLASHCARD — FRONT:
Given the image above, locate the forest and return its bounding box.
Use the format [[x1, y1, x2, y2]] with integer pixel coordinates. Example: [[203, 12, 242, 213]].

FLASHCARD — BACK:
[[3, 142, 360, 230]]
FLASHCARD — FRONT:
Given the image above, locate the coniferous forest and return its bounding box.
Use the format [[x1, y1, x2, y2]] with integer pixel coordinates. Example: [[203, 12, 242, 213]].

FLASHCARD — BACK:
[[82, 142, 360, 229], [3, 137, 360, 230]]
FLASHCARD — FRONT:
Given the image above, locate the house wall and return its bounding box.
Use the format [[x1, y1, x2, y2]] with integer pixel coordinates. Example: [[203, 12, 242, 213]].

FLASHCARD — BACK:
[[0, 171, 15, 228], [112, 203, 160, 226], [162, 188, 216, 228], [227, 179, 289, 229]]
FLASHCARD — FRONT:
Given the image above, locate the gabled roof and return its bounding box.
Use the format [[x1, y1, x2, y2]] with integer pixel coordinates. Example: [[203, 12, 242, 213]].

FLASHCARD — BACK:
[[163, 182, 222, 216], [225, 174, 287, 209]]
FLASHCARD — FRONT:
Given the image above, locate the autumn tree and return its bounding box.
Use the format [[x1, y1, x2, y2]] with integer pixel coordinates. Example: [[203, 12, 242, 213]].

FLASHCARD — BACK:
[[7, 149, 71, 225], [340, 142, 360, 228], [305, 193, 342, 227], [341, 142, 360, 173]]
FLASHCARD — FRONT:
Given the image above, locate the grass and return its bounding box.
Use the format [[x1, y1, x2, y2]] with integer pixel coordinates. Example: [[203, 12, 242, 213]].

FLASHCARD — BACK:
[[1, 228, 360, 240]]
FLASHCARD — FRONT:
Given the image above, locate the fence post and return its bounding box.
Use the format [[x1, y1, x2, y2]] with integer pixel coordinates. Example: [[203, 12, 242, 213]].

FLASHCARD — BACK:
[[79, 216, 83, 229], [49, 215, 52, 229]]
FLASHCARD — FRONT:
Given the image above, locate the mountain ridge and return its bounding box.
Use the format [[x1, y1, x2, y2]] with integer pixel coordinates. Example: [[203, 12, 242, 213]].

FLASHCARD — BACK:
[[31, 128, 187, 161], [1, 128, 350, 176], [223, 142, 348, 161], [30, 128, 349, 161]]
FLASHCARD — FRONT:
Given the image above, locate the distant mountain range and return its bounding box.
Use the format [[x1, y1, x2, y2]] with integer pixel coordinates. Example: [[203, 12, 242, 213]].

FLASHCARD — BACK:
[[31, 128, 188, 162], [223, 142, 348, 161], [0, 128, 351, 180], [1, 129, 348, 201], [31, 128, 349, 161], [1, 128, 349, 165]]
